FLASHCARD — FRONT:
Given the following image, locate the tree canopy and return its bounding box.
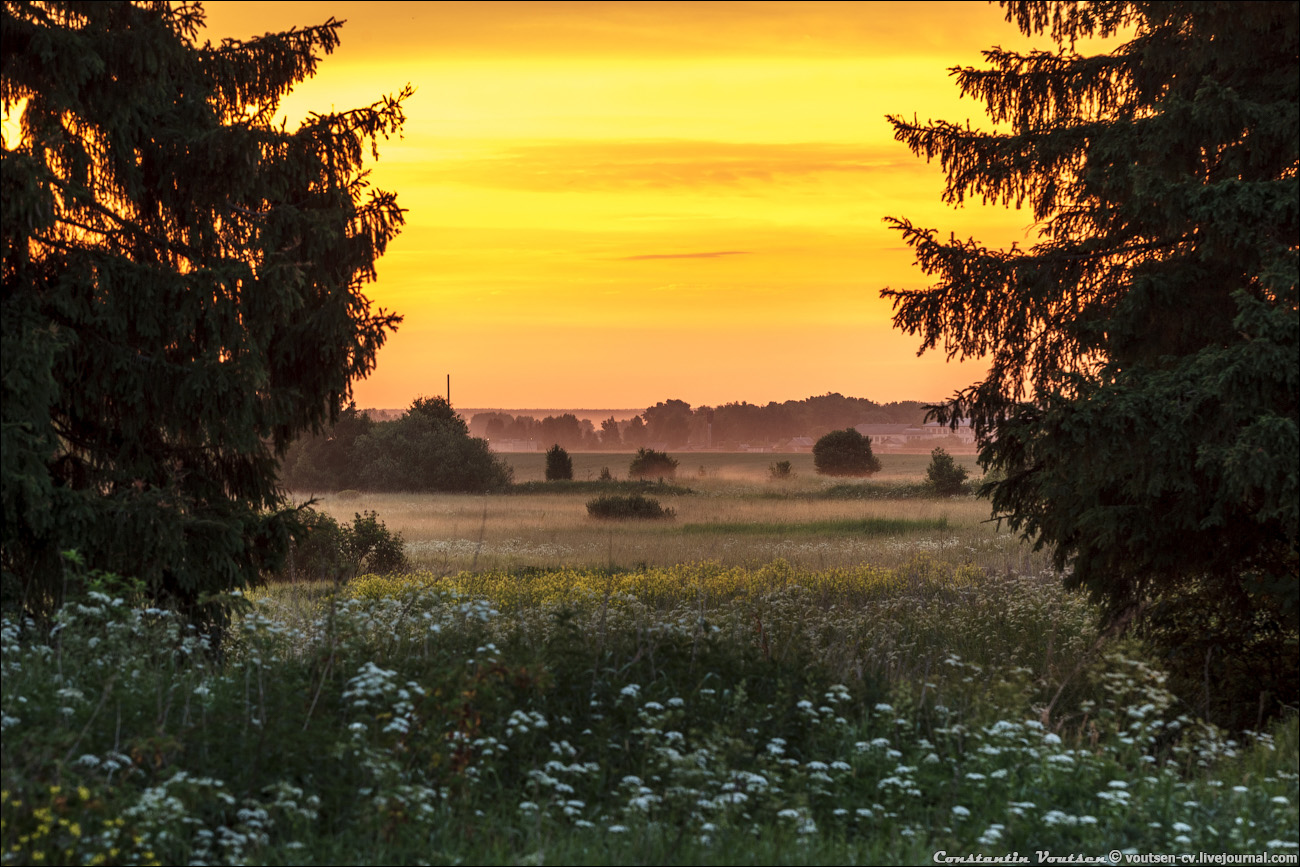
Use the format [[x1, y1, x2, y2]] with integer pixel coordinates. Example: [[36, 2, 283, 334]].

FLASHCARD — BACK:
[[1, 1, 409, 618], [885, 1, 1297, 720], [812, 429, 881, 477], [352, 397, 512, 493]]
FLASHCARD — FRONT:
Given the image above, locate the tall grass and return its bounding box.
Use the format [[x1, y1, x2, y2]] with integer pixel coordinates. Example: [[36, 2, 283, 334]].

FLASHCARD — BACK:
[[302, 490, 1043, 576]]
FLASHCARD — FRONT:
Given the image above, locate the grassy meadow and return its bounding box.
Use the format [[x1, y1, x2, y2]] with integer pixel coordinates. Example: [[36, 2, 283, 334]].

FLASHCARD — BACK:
[[303, 451, 1042, 577], [2, 454, 1297, 865]]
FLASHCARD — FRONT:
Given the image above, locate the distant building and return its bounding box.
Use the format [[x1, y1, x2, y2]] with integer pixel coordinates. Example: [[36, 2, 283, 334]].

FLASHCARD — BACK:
[[853, 423, 915, 447], [785, 436, 815, 452], [855, 419, 978, 448], [921, 420, 977, 445]]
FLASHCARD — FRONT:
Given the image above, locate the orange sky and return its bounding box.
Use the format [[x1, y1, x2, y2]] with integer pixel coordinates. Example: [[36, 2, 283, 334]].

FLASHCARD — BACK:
[[196, 1, 1107, 410]]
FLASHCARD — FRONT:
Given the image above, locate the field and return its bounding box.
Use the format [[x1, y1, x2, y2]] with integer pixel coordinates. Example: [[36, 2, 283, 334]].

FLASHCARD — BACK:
[[304, 452, 1043, 576], [2, 455, 1296, 865], [491, 451, 983, 484]]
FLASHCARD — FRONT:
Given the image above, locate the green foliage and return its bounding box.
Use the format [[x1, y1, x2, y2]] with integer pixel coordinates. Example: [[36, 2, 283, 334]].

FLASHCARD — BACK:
[[628, 447, 679, 479], [812, 428, 882, 477], [769, 459, 794, 480], [885, 2, 1299, 721], [351, 397, 512, 492], [545, 444, 575, 481], [586, 493, 676, 520], [0, 2, 408, 621], [282, 507, 347, 582], [279, 507, 409, 581], [341, 510, 410, 576], [926, 447, 970, 496]]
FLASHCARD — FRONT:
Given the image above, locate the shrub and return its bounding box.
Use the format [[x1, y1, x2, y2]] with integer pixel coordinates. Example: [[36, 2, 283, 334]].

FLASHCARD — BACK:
[[343, 510, 410, 575], [281, 508, 408, 580], [545, 444, 574, 481], [586, 494, 676, 520], [769, 460, 794, 480], [628, 447, 679, 479], [283, 507, 346, 581], [812, 428, 882, 477], [599, 466, 613, 481], [926, 447, 970, 496]]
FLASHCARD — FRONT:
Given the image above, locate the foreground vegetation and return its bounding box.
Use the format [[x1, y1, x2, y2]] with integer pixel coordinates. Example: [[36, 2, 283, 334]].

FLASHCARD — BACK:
[[3, 559, 1296, 865], [5, 455, 1294, 864]]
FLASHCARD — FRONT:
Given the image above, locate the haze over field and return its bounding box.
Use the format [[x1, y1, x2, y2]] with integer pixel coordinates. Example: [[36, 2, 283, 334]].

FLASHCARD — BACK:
[[197, 1, 1123, 409]]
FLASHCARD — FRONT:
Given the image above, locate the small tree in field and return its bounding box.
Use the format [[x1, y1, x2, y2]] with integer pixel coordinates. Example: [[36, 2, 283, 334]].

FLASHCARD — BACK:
[[813, 429, 882, 477], [628, 448, 678, 480], [545, 444, 574, 481], [926, 447, 969, 496]]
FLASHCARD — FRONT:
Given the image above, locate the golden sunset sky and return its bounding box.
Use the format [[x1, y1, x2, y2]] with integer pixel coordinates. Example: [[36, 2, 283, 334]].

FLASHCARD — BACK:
[[198, 1, 1106, 410]]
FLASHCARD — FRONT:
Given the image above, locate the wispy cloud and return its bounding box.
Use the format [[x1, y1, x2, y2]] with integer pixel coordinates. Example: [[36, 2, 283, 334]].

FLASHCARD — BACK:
[[417, 140, 902, 192], [619, 251, 751, 260]]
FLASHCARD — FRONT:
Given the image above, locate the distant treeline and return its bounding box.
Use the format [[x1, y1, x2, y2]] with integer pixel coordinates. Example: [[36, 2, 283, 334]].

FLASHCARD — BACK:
[[469, 394, 930, 450], [279, 393, 932, 492]]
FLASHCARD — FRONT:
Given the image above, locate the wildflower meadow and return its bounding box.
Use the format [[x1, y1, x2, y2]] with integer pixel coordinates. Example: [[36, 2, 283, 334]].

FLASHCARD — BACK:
[[2, 551, 1296, 864]]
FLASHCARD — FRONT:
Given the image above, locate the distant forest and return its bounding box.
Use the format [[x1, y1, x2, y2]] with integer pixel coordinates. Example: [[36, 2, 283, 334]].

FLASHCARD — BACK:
[[468, 393, 929, 450]]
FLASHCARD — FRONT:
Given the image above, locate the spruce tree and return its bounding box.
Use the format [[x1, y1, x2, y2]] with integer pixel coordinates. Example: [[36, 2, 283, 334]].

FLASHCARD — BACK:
[[926, 447, 969, 496], [545, 444, 574, 481], [2, 2, 409, 620], [885, 1, 1297, 721]]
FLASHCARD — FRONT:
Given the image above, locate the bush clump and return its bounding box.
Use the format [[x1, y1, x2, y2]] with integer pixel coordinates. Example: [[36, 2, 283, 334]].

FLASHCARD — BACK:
[[280, 508, 409, 580], [628, 447, 679, 479], [926, 446, 970, 495], [769, 460, 794, 480], [813, 428, 882, 477], [545, 444, 574, 481], [586, 493, 676, 520]]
